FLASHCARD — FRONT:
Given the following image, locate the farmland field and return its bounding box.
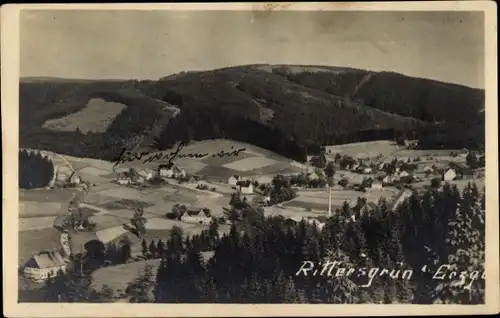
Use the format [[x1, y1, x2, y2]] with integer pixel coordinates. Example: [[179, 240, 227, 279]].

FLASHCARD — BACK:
[[19, 201, 64, 218], [19, 188, 76, 203], [42, 98, 127, 134], [223, 157, 278, 171], [98, 187, 147, 201], [92, 259, 162, 294], [19, 216, 57, 231], [101, 199, 153, 211], [325, 140, 399, 158], [19, 228, 61, 266]]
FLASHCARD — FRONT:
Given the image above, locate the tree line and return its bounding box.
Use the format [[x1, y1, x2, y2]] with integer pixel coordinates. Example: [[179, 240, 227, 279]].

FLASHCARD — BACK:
[[19, 149, 54, 189]]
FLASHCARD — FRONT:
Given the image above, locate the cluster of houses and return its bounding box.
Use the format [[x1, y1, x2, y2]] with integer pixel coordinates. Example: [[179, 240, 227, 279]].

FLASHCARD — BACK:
[[116, 165, 187, 186], [179, 206, 213, 225]]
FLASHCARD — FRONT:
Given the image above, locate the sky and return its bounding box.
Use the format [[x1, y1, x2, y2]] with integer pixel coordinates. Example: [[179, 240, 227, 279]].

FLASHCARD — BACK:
[[20, 10, 485, 88]]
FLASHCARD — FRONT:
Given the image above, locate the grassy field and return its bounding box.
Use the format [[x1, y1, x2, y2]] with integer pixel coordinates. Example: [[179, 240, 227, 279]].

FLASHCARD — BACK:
[[19, 188, 76, 203], [325, 140, 399, 158], [19, 201, 64, 218], [19, 228, 61, 266], [42, 98, 127, 134], [19, 216, 56, 231], [91, 259, 162, 295]]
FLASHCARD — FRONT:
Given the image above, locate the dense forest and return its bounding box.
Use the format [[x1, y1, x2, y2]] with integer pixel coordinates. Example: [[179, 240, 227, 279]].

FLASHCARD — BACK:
[[19, 65, 485, 162], [38, 182, 485, 304], [19, 150, 54, 189]]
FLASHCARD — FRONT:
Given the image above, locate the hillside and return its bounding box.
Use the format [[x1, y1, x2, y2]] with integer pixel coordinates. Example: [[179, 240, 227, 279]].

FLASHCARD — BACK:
[[19, 64, 485, 162]]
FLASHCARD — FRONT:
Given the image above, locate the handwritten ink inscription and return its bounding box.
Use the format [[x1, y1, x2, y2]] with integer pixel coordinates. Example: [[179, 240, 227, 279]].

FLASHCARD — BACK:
[[112, 141, 246, 171]]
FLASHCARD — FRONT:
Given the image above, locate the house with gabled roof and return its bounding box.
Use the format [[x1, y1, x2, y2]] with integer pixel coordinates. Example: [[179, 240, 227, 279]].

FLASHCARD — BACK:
[[443, 168, 457, 181], [228, 175, 240, 186], [180, 206, 212, 225], [23, 250, 69, 282], [236, 180, 253, 194], [116, 172, 131, 185]]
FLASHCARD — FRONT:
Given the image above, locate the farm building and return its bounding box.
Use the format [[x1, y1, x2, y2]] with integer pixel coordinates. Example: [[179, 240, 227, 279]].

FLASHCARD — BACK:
[[116, 172, 131, 185], [423, 165, 434, 173], [307, 172, 320, 180], [371, 182, 383, 190], [158, 165, 186, 178], [68, 171, 81, 184], [443, 168, 457, 181], [363, 167, 373, 174], [180, 208, 212, 225], [158, 164, 172, 177], [286, 216, 326, 231], [236, 180, 254, 194], [383, 175, 397, 185], [228, 175, 240, 186], [23, 250, 69, 282], [138, 169, 155, 180], [55, 166, 73, 182], [378, 162, 386, 171]]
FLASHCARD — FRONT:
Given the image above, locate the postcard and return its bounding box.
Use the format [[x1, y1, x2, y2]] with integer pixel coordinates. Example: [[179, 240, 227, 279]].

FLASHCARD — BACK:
[[2, 2, 499, 317]]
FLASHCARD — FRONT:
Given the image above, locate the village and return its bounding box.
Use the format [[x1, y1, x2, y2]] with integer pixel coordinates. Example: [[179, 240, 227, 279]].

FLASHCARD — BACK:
[[19, 141, 485, 293]]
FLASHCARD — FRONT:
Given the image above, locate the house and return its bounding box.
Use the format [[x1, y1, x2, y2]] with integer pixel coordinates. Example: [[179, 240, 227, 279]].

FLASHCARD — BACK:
[[116, 172, 131, 185], [378, 162, 386, 171], [305, 217, 326, 231], [399, 171, 413, 183], [23, 250, 68, 282], [55, 166, 72, 182], [363, 167, 373, 174], [399, 171, 410, 178], [172, 166, 187, 178], [228, 175, 240, 186], [236, 180, 254, 194], [180, 208, 212, 225], [160, 165, 186, 179], [443, 168, 457, 181], [371, 182, 383, 190], [307, 172, 320, 180], [129, 171, 144, 184], [158, 164, 173, 177], [138, 169, 155, 180], [68, 171, 81, 184], [382, 175, 396, 185], [423, 165, 434, 173], [287, 216, 326, 231], [462, 168, 475, 180]]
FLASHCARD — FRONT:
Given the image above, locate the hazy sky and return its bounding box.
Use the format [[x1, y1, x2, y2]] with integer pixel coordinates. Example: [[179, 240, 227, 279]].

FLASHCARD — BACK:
[[20, 10, 485, 88]]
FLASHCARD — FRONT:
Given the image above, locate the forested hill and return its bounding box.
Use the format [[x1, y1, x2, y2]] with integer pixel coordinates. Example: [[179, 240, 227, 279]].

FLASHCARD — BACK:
[[19, 64, 485, 162]]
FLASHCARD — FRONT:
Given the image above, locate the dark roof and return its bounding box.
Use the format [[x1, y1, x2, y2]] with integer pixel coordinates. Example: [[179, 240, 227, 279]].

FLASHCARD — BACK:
[[158, 163, 173, 169], [25, 250, 66, 269], [236, 180, 252, 187], [315, 216, 328, 223]]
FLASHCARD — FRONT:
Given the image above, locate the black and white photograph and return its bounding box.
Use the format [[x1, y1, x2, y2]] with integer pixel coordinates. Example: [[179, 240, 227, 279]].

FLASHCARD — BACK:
[[2, 2, 499, 317]]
